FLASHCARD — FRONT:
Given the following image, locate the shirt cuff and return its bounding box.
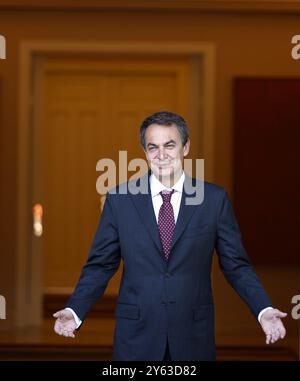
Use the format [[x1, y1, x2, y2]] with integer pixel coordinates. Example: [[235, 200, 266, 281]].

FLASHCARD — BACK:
[[65, 307, 82, 329], [258, 307, 274, 323]]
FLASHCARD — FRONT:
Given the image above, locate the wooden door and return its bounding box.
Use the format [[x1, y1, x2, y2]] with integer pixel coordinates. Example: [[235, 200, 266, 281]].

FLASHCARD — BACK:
[[32, 55, 200, 310], [234, 78, 300, 265]]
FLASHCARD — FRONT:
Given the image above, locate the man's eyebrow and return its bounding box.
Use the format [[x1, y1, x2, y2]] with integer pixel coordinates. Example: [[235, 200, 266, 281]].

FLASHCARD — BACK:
[[147, 142, 158, 148], [164, 140, 176, 145], [146, 140, 176, 148]]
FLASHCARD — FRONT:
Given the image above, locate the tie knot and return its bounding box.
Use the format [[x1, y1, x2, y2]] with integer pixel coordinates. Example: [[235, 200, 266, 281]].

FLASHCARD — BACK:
[[160, 189, 174, 203]]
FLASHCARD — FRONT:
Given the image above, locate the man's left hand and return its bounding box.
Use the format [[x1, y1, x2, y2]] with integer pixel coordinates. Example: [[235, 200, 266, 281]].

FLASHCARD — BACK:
[[260, 309, 287, 344]]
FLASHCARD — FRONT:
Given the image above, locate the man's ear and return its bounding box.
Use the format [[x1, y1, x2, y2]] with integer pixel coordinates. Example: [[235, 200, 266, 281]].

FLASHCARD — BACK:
[[183, 139, 190, 157]]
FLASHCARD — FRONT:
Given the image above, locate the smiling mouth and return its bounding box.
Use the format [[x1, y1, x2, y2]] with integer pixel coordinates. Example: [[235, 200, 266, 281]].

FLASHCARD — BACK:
[[152, 160, 172, 166], [150, 160, 174, 170], [158, 164, 172, 169]]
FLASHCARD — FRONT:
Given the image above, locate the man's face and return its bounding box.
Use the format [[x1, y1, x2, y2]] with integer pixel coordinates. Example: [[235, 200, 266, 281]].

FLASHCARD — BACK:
[[144, 123, 190, 184]]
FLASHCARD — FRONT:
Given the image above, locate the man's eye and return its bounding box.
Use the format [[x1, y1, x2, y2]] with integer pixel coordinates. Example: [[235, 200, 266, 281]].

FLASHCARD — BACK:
[[148, 147, 156, 151], [166, 145, 175, 149]]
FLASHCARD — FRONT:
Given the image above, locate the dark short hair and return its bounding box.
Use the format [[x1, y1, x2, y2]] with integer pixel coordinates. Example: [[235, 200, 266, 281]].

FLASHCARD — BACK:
[[140, 111, 189, 149]]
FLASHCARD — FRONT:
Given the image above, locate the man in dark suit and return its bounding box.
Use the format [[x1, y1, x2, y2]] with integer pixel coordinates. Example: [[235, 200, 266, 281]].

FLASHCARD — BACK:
[[53, 111, 287, 361]]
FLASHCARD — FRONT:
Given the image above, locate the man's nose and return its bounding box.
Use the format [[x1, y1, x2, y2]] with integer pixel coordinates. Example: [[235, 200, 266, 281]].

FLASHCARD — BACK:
[[157, 148, 167, 160]]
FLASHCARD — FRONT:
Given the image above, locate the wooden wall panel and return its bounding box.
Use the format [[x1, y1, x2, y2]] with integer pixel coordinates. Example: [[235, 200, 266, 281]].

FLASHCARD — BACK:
[[0, 9, 299, 353], [234, 78, 300, 265]]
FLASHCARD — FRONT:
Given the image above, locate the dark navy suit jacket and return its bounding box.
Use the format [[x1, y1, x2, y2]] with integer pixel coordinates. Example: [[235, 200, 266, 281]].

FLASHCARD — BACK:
[[67, 173, 272, 360]]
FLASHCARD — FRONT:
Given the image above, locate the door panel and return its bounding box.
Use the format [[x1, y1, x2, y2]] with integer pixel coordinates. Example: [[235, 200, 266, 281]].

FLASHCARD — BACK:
[[34, 55, 198, 299], [234, 78, 300, 265]]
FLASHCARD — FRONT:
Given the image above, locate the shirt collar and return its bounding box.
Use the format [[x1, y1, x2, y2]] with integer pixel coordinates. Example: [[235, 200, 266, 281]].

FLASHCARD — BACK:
[[150, 171, 185, 198]]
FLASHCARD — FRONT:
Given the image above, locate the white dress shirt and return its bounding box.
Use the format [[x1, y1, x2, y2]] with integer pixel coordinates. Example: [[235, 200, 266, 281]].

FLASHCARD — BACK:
[[66, 171, 272, 327], [150, 171, 185, 223]]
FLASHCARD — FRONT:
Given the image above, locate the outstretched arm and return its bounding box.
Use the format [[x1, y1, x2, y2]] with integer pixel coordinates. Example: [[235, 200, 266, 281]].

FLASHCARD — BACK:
[[215, 190, 287, 344], [53, 193, 121, 336]]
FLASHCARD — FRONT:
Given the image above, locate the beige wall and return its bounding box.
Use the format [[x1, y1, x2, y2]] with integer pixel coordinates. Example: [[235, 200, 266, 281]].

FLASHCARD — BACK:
[[0, 9, 299, 354]]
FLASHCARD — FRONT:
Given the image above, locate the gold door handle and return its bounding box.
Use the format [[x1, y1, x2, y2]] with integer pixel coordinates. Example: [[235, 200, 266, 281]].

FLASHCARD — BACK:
[[33, 203, 43, 237]]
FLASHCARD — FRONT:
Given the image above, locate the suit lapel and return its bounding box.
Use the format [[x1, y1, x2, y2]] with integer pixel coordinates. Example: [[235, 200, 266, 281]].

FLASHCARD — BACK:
[[129, 172, 201, 260], [170, 177, 198, 251], [129, 172, 163, 255]]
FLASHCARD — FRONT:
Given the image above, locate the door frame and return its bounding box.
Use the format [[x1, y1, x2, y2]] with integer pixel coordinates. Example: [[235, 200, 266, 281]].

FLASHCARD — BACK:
[[16, 41, 216, 327]]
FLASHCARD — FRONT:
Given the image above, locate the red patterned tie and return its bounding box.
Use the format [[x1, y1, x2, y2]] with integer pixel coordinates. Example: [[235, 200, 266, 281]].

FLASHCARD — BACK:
[[158, 190, 175, 260]]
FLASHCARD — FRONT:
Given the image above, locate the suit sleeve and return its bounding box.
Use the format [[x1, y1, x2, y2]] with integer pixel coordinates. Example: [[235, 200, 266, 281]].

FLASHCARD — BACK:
[[215, 189, 273, 318], [66, 193, 121, 322]]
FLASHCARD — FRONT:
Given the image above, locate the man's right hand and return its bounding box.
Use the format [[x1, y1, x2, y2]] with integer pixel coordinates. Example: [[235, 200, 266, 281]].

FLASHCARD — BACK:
[[53, 309, 76, 338]]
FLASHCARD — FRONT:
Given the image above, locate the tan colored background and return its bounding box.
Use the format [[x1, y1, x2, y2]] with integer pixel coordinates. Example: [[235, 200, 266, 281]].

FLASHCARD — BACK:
[[0, 1, 299, 359]]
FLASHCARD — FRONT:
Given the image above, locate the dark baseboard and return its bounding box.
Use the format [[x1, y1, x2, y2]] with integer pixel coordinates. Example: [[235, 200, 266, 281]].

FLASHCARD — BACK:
[[0, 344, 297, 361], [216, 345, 298, 361]]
